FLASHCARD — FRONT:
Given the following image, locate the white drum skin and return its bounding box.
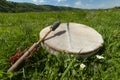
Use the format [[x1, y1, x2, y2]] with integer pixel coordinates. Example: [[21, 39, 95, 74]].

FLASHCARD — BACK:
[[40, 23, 104, 57]]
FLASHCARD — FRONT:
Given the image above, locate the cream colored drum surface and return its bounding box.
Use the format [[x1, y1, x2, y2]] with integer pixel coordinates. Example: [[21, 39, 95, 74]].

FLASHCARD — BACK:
[[40, 23, 104, 56]]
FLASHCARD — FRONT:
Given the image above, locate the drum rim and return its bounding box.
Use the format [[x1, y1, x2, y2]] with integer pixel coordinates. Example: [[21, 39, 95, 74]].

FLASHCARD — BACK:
[[40, 22, 104, 55]]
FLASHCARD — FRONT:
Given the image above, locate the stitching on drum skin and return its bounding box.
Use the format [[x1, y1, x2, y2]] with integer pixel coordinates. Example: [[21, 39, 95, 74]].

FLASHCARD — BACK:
[[66, 22, 72, 50]]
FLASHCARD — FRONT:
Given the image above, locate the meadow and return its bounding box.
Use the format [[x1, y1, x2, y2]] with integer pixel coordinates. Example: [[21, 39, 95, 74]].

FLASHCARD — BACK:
[[0, 10, 120, 80]]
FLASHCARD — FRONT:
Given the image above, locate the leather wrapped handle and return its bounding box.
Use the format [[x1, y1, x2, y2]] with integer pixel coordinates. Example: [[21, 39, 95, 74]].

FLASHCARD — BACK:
[[50, 21, 61, 31]]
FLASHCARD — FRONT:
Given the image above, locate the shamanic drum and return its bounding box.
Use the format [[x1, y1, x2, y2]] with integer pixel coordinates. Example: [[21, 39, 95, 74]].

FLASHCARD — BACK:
[[40, 23, 104, 57]]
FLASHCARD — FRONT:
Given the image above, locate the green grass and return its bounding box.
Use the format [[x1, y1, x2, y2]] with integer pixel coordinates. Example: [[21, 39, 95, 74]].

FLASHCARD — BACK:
[[0, 10, 120, 80]]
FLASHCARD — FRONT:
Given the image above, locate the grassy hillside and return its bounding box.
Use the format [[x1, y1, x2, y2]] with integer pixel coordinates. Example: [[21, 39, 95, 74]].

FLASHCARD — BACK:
[[0, 10, 120, 80], [0, 0, 80, 12]]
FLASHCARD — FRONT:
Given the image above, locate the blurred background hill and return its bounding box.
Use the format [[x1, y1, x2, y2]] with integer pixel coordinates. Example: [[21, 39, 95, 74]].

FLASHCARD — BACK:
[[0, 0, 81, 12]]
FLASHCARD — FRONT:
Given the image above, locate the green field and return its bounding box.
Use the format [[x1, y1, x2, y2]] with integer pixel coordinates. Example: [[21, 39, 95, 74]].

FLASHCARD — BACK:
[[0, 10, 120, 80]]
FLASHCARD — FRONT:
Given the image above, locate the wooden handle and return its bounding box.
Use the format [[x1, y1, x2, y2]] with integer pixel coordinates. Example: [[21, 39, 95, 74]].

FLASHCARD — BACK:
[[7, 21, 61, 73], [7, 43, 38, 72], [7, 30, 51, 73]]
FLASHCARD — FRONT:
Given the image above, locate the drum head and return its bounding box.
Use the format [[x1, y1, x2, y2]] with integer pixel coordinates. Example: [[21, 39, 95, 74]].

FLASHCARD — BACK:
[[40, 23, 103, 55]]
